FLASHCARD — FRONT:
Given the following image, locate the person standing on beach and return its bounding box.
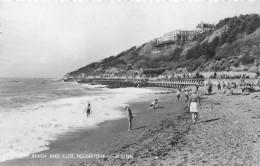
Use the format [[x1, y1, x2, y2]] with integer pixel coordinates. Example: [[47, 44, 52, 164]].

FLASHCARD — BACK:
[[185, 90, 189, 102], [124, 105, 133, 131], [206, 81, 213, 94], [176, 89, 181, 102], [195, 84, 199, 91], [83, 103, 92, 118], [188, 89, 201, 124], [217, 81, 221, 90]]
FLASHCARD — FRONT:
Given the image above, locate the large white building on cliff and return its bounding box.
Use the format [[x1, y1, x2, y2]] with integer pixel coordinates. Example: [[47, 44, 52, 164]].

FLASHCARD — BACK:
[[153, 21, 215, 47], [153, 30, 196, 47]]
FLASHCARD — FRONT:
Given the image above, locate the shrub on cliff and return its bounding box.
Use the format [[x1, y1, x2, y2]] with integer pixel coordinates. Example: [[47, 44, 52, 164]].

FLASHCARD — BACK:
[[215, 43, 233, 60], [240, 55, 255, 65], [170, 47, 183, 61], [187, 59, 204, 71], [66, 14, 260, 77], [233, 60, 240, 67], [184, 40, 217, 61], [216, 14, 260, 45]]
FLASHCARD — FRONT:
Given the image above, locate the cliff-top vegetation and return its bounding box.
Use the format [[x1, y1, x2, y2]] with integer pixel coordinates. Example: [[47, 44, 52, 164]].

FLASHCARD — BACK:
[[66, 14, 260, 78]]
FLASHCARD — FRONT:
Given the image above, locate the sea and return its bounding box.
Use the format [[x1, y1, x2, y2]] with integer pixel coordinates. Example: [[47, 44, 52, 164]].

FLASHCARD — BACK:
[[0, 77, 152, 162]]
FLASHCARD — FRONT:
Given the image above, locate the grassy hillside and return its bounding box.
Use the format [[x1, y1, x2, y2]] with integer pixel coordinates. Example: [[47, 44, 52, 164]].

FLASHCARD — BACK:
[[66, 14, 260, 78]]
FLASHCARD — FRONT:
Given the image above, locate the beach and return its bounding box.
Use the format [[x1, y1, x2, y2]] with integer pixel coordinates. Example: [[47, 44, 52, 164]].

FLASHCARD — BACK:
[[70, 86, 260, 166], [2, 85, 260, 166], [2, 87, 179, 166], [73, 85, 260, 166], [1, 2, 260, 166]]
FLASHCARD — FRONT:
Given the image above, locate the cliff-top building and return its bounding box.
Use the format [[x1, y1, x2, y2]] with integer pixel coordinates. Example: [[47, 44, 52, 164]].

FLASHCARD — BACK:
[[154, 30, 195, 46], [196, 21, 215, 32], [153, 21, 215, 47]]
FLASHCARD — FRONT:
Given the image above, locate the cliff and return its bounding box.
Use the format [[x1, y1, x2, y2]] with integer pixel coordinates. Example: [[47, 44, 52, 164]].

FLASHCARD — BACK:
[[65, 14, 260, 79]]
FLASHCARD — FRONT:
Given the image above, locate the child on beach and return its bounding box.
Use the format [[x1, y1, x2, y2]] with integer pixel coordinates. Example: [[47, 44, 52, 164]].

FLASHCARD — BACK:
[[176, 89, 181, 102], [124, 105, 133, 131], [83, 103, 92, 118], [148, 99, 159, 110], [188, 89, 201, 125]]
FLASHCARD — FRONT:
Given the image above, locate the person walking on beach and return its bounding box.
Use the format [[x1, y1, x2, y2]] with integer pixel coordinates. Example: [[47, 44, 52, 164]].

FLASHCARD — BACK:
[[176, 89, 181, 102], [195, 84, 199, 91], [185, 90, 189, 102], [124, 105, 133, 131], [188, 89, 201, 125], [222, 81, 226, 89], [83, 103, 92, 118], [217, 81, 221, 90]]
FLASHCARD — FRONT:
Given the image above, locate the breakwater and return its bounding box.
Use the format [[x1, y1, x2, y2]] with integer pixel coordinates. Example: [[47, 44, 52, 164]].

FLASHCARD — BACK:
[[77, 78, 205, 89]]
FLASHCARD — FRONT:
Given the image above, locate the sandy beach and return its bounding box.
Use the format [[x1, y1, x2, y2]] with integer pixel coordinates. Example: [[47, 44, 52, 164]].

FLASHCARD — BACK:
[[72, 86, 260, 166], [2, 85, 260, 166]]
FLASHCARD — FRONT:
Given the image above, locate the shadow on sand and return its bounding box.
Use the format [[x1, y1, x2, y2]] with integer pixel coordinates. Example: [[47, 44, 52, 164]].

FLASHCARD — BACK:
[[205, 93, 217, 96], [200, 118, 221, 124], [132, 126, 147, 130]]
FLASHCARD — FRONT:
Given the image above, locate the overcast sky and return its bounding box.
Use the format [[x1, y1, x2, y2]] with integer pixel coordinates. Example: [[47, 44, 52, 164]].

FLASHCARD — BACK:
[[0, 1, 260, 78]]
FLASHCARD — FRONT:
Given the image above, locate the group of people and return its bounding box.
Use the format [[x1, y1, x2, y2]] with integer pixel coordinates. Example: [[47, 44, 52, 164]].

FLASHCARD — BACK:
[[83, 102, 134, 131], [175, 88, 190, 102], [217, 74, 250, 79], [83, 85, 201, 132], [175, 88, 201, 124], [125, 86, 201, 131], [83, 77, 258, 131]]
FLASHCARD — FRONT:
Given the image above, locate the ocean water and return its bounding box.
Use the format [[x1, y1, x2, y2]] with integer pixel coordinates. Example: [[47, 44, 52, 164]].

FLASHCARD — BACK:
[[0, 78, 152, 162]]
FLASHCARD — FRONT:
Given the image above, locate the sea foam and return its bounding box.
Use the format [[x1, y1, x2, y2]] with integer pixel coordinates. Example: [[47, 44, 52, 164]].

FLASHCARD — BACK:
[[0, 87, 151, 162]]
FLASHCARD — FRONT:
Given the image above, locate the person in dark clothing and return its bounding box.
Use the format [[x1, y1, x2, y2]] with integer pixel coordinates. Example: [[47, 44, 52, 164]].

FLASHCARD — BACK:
[[207, 81, 213, 94], [217, 81, 221, 90], [222, 81, 226, 89], [83, 103, 92, 118], [185, 90, 189, 102], [124, 105, 133, 131], [195, 84, 199, 92]]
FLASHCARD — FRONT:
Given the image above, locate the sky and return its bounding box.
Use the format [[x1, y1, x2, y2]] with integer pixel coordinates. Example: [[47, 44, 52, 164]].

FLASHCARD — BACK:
[[0, 1, 260, 78]]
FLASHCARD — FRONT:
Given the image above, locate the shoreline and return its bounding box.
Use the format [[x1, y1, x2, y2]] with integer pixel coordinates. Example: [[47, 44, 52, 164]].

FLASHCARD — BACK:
[[3, 85, 260, 165], [1, 87, 181, 166]]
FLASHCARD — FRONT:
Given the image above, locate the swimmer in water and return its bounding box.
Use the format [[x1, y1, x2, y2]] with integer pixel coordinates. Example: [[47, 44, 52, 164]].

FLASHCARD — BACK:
[[83, 103, 92, 118]]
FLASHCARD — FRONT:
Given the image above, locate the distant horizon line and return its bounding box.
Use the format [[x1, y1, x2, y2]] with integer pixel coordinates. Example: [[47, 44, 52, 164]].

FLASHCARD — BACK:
[[0, 76, 58, 79]]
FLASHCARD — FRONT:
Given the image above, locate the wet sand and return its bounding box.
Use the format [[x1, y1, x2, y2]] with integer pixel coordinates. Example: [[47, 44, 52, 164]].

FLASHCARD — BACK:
[[3, 86, 260, 166], [2, 88, 184, 166]]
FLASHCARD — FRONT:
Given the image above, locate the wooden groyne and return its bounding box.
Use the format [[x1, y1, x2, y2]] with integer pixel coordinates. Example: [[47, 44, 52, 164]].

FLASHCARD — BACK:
[[147, 78, 204, 89], [78, 78, 205, 89]]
